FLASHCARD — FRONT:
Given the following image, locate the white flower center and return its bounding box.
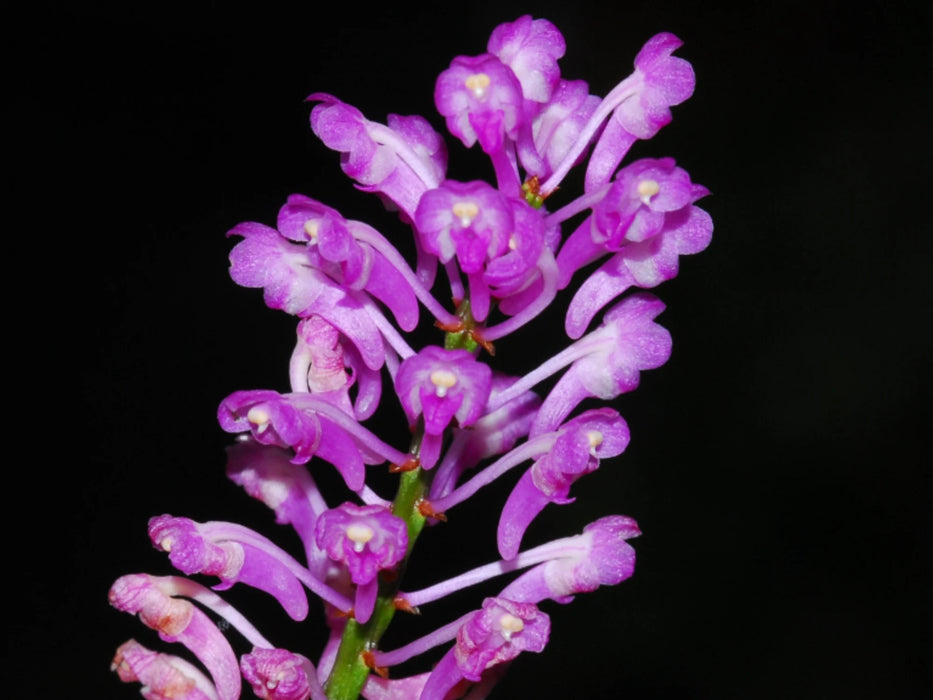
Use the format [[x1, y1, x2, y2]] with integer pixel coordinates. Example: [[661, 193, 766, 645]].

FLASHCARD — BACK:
[[303, 219, 320, 242], [346, 524, 375, 553], [247, 407, 271, 433], [451, 201, 479, 228], [637, 179, 660, 205], [159, 537, 172, 552], [499, 613, 524, 640], [465, 73, 491, 99], [587, 430, 604, 456], [430, 369, 458, 398]]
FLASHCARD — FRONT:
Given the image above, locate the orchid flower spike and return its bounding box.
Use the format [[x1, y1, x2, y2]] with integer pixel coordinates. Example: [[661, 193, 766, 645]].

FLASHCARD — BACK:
[[110, 14, 710, 700]]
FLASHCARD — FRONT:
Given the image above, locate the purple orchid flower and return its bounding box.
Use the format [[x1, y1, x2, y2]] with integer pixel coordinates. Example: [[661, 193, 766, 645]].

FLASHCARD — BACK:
[[240, 647, 326, 700], [148, 515, 310, 621], [538, 32, 694, 196], [277, 195, 421, 333], [583, 33, 695, 191], [435, 54, 524, 156], [308, 94, 447, 221], [498, 408, 631, 558], [288, 314, 387, 422], [226, 222, 386, 370], [564, 201, 713, 338], [395, 346, 493, 469], [532, 293, 673, 434], [315, 503, 408, 623], [500, 515, 641, 603], [414, 180, 553, 324], [109, 575, 241, 700], [415, 180, 513, 277], [112, 639, 218, 700], [217, 389, 410, 491], [554, 158, 712, 336], [487, 15, 565, 106], [419, 598, 549, 700], [399, 514, 640, 610], [517, 78, 600, 181]]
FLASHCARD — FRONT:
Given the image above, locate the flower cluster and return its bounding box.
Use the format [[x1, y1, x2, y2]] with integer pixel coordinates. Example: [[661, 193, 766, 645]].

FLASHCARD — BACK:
[[110, 16, 710, 700]]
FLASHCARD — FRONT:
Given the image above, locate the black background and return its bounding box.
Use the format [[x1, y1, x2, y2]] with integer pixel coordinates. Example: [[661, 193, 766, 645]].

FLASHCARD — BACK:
[[11, 1, 931, 697]]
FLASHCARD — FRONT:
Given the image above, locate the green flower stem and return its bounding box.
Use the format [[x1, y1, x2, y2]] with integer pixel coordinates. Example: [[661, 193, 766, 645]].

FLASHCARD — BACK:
[[323, 466, 430, 700], [444, 298, 480, 353]]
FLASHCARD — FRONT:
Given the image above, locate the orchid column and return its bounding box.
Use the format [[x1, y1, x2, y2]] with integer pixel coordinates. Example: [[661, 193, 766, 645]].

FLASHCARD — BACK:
[[109, 15, 711, 700]]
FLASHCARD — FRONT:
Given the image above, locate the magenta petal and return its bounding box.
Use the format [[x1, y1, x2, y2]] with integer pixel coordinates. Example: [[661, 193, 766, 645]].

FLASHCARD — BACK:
[[362, 673, 431, 700], [634, 33, 695, 106], [673, 204, 714, 255], [584, 515, 641, 585], [497, 470, 551, 559], [419, 383, 465, 433], [487, 15, 565, 104], [583, 116, 639, 193], [418, 649, 464, 700], [227, 222, 323, 315], [565, 254, 636, 338], [314, 416, 366, 491], [555, 215, 611, 291], [354, 578, 379, 624], [419, 431, 444, 471], [362, 252, 419, 331], [235, 543, 309, 621]]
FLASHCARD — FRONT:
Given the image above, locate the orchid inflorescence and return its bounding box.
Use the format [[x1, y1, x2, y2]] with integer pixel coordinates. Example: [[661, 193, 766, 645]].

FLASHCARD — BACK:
[[109, 15, 711, 700]]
